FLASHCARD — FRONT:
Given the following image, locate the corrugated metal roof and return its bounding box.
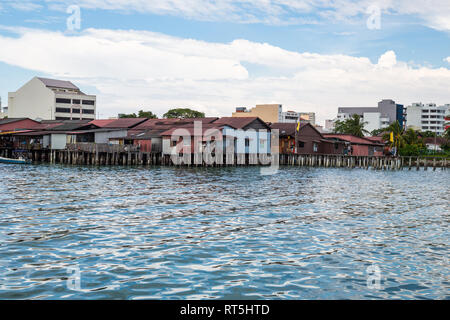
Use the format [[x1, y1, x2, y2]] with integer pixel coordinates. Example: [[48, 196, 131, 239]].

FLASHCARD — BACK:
[[270, 123, 297, 136], [0, 118, 29, 125], [102, 118, 148, 129], [160, 125, 225, 137], [212, 117, 262, 129], [37, 77, 79, 90], [134, 117, 218, 130], [49, 120, 92, 131], [323, 134, 383, 145], [89, 119, 117, 127]]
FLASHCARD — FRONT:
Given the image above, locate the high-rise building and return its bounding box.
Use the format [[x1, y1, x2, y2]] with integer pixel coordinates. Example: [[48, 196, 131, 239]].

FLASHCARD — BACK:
[[8, 77, 96, 121], [406, 103, 449, 135], [336, 99, 405, 133]]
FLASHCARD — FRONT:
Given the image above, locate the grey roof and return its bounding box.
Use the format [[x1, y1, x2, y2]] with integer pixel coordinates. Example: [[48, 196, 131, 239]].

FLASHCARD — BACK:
[[0, 118, 28, 125], [37, 77, 79, 90], [49, 120, 92, 131]]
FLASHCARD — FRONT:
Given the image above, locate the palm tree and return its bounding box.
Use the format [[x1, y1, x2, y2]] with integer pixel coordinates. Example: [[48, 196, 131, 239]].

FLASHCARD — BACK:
[[333, 114, 369, 137], [382, 121, 405, 152]]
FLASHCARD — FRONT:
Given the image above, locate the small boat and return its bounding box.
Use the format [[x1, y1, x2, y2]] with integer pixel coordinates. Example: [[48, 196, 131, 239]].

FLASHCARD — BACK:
[[0, 156, 32, 164]]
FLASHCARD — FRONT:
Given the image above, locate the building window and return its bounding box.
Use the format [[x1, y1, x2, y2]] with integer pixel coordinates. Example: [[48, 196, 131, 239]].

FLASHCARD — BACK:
[[313, 143, 318, 152], [298, 141, 305, 148], [72, 108, 81, 113], [55, 116, 71, 120], [55, 107, 71, 113], [82, 109, 95, 114], [82, 100, 95, 105], [56, 98, 71, 104], [72, 99, 81, 105], [245, 138, 250, 147]]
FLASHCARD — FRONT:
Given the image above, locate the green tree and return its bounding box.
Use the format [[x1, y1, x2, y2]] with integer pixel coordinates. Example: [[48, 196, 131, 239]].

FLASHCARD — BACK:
[[382, 121, 405, 150], [138, 110, 158, 119], [163, 108, 205, 119], [371, 128, 387, 136], [421, 130, 436, 138], [333, 114, 369, 137], [119, 113, 137, 118], [444, 127, 450, 139]]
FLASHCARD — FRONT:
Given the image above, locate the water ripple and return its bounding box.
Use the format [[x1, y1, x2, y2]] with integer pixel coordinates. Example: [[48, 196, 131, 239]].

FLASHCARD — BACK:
[[0, 164, 449, 299]]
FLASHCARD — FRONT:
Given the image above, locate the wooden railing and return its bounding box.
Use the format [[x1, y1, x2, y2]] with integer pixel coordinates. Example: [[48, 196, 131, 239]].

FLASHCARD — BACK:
[[66, 143, 140, 153]]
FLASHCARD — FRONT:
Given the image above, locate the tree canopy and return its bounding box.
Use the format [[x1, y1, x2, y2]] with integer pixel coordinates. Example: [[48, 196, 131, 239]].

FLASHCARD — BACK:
[[119, 113, 137, 118], [333, 114, 369, 138], [137, 110, 157, 119], [119, 110, 158, 119], [163, 108, 205, 119]]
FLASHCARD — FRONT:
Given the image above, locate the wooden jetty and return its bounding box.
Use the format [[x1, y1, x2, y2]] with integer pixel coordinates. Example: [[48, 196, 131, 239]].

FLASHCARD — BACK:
[[0, 144, 448, 170]]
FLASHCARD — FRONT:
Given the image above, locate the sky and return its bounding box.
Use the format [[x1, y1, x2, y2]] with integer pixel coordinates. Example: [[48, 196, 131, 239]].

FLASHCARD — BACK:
[[0, 0, 449, 125]]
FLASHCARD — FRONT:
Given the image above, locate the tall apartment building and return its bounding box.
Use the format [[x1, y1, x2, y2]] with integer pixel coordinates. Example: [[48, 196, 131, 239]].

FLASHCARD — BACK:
[[406, 103, 449, 135], [336, 99, 405, 133], [8, 77, 96, 121], [232, 104, 315, 124]]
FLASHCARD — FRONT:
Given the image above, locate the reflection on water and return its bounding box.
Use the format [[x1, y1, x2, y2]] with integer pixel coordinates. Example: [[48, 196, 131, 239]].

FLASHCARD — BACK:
[[0, 164, 448, 299]]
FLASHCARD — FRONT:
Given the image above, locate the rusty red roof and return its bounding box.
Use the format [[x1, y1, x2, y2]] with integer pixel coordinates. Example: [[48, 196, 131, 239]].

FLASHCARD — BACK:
[[213, 117, 268, 129], [89, 119, 117, 127], [160, 123, 225, 137], [101, 118, 148, 129], [323, 134, 384, 145], [270, 123, 298, 136], [134, 117, 218, 130]]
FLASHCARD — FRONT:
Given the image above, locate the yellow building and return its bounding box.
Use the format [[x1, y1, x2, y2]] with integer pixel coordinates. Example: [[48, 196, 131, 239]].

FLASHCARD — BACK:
[[232, 104, 282, 123]]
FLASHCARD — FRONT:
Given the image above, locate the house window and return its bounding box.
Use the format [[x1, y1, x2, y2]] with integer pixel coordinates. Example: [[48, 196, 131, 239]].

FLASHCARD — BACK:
[[260, 139, 266, 149], [171, 140, 177, 147], [56, 98, 71, 104], [245, 138, 250, 147], [334, 143, 339, 150], [82, 100, 95, 105], [298, 141, 305, 148]]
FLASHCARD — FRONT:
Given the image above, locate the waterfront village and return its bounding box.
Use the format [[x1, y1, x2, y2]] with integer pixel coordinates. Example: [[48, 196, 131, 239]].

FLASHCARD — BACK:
[[0, 77, 449, 168]]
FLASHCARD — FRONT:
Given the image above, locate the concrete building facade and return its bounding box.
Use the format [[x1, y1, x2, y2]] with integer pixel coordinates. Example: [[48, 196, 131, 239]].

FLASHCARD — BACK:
[[232, 104, 315, 124], [8, 77, 96, 121], [406, 103, 449, 135], [336, 99, 405, 133]]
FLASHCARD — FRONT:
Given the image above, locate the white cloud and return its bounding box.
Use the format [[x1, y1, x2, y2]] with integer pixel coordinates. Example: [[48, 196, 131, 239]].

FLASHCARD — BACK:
[[0, 27, 450, 124], [377, 50, 397, 68], [445, 57, 450, 64], [31, 0, 450, 31]]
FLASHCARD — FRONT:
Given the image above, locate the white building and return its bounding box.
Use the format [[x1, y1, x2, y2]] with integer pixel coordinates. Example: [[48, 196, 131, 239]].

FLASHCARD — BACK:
[[0, 97, 6, 119], [280, 111, 315, 124], [336, 100, 405, 135], [406, 103, 448, 135], [8, 77, 96, 121]]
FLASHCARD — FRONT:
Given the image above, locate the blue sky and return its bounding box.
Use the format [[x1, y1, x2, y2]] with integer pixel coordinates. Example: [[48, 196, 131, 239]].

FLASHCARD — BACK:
[[0, 0, 449, 123]]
